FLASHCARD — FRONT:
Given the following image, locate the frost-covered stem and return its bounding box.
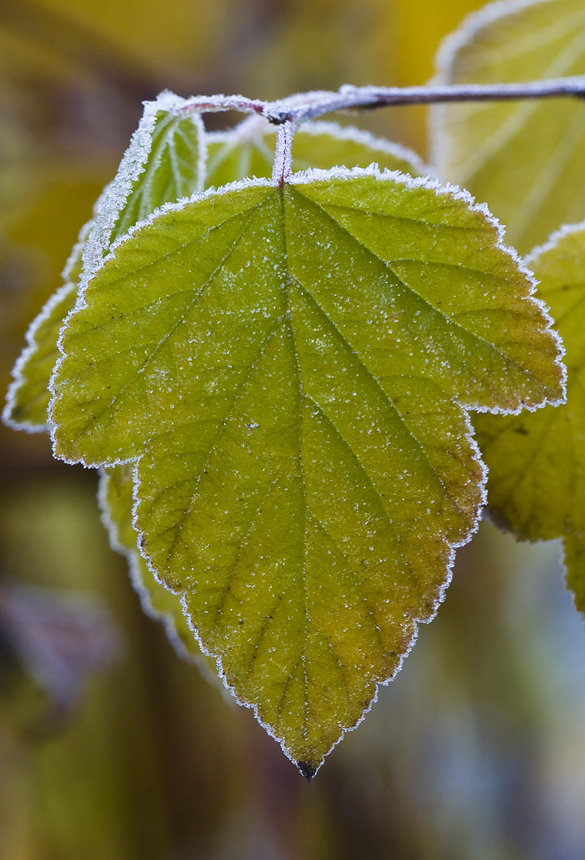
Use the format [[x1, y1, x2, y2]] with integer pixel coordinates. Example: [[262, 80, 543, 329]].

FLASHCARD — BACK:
[[272, 121, 294, 187], [263, 76, 585, 123], [174, 79, 585, 185], [175, 78, 585, 126], [177, 94, 266, 117]]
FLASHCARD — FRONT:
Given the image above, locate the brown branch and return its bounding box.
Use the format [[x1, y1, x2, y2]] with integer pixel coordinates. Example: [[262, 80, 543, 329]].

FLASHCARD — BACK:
[[263, 77, 585, 123]]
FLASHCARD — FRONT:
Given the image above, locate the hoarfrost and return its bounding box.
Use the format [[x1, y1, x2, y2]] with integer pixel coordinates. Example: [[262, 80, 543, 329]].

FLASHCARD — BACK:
[[82, 90, 204, 279]]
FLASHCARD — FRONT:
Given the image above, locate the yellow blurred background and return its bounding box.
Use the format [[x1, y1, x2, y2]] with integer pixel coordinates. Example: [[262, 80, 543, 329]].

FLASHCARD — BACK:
[[2, 1, 585, 858]]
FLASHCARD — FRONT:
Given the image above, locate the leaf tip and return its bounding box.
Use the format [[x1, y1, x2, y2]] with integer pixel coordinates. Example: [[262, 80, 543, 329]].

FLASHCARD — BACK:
[[296, 760, 318, 781]]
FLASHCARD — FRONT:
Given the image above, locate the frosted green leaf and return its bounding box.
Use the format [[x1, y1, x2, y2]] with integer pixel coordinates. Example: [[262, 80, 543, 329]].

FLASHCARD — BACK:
[[4, 92, 205, 432], [49, 169, 562, 774], [99, 464, 216, 671], [474, 223, 585, 610], [80, 91, 206, 280], [3, 227, 87, 431], [205, 118, 427, 188], [205, 118, 275, 186], [432, 0, 585, 253], [110, 100, 205, 240]]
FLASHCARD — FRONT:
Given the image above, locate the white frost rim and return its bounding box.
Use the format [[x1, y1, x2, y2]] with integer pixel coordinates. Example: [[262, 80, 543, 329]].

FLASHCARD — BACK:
[[525, 217, 585, 266]]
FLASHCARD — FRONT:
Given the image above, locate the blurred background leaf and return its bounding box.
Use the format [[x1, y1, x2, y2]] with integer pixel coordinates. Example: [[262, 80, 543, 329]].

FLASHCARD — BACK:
[[431, 0, 585, 254], [3, 1, 585, 858]]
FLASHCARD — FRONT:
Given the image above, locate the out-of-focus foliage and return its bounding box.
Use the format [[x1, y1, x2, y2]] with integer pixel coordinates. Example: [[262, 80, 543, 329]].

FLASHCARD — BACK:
[[432, 0, 585, 254]]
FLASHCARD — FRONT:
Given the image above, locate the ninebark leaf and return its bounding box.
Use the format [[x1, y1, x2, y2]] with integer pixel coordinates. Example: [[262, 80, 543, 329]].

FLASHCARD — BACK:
[[49, 169, 562, 771], [432, 0, 585, 254], [474, 223, 585, 610], [205, 118, 427, 187]]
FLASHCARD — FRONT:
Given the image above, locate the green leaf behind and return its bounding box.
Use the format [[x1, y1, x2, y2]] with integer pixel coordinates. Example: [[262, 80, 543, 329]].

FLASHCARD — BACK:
[[474, 223, 585, 610], [432, 0, 585, 253], [3, 232, 85, 431], [50, 169, 563, 770], [111, 101, 205, 240], [205, 118, 427, 188], [83, 91, 205, 276]]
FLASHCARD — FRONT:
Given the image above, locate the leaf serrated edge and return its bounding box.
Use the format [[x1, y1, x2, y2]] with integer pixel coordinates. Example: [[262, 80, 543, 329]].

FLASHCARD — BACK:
[[290, 166, 567, 414]]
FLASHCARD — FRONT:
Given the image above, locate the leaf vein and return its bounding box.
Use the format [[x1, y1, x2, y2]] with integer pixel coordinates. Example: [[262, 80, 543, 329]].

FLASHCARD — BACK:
[[69, 206, 265, 444], [307, 511, 387, 662], [207, 464, 295, 636], [293, 188, 554, 396], [294, 278, 470, 522]]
